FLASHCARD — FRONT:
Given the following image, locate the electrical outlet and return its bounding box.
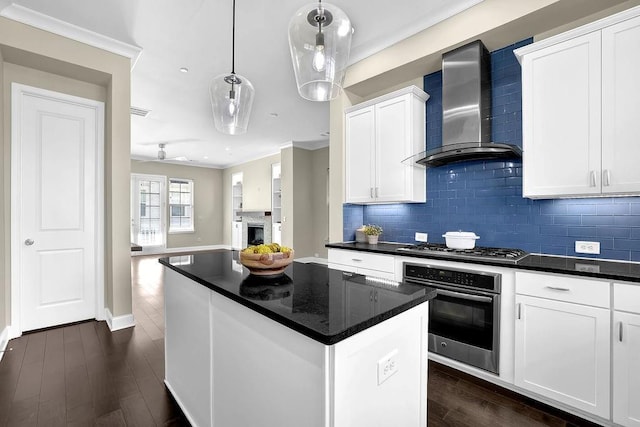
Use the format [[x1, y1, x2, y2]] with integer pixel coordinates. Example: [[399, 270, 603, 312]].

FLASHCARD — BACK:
[[575, 241, 600, 255], [377, 349, 399, 385], [415, 232, 428, 242]]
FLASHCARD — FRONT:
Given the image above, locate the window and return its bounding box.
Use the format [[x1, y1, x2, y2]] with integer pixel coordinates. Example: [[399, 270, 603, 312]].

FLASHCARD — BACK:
[[169, 179, 194, 232]]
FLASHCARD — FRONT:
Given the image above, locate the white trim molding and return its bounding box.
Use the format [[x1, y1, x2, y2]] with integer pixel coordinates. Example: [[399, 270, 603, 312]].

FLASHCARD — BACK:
[[105, 308, 136, 332], [514, 4, 640, 63], [0, 3, 143, 69], [0, 326, 10, 362]]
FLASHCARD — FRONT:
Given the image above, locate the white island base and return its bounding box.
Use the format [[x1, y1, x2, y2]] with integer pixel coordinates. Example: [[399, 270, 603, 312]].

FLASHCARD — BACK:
[[164, 268, 429, 427]]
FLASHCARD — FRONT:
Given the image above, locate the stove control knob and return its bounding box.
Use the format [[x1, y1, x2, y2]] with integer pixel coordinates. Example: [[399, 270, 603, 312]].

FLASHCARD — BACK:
[[441, 342, 447, 348]]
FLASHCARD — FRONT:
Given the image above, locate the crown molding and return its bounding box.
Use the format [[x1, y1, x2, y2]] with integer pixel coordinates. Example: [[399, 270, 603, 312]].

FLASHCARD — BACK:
[[0, 3, 143, 69], [514, 4, 640, 63]]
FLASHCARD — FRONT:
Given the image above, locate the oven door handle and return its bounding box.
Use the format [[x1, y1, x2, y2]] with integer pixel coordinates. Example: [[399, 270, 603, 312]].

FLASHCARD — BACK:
[[436, 289, 494, 303]]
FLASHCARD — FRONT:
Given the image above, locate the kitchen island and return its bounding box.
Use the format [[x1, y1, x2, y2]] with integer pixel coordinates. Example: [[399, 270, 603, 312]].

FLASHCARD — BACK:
[[159, 250, 436, 427]]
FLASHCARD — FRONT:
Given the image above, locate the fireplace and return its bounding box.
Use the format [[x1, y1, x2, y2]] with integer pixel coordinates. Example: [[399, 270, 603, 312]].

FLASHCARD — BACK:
[[247, 223, 264, 246]]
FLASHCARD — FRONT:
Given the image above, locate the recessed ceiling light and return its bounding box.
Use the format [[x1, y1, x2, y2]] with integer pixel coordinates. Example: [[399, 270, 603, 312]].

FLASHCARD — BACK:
[[225, 147, 230, 151], [203, 155, 209, 159], [179, 67, 189, 73]]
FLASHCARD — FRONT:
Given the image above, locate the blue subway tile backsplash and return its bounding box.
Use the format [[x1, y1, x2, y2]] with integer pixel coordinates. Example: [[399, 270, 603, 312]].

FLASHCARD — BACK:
[[343, 38, 640, 262]]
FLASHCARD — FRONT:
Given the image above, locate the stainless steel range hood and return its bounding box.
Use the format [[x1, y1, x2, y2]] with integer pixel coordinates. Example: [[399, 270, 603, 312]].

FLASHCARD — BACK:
[[414, 40, 522, 167]]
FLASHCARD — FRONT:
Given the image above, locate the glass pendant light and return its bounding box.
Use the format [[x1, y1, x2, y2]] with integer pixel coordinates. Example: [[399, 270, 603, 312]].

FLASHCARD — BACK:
[[288, 1, 352, 102], [210, 0, 255, 135]]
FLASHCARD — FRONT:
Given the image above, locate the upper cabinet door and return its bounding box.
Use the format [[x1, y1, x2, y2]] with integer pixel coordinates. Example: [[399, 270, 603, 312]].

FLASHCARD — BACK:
[[521, 32, 602, 198], [375, 95, 411, 202], [345, 106, 376, 203], [602, 15, 640, 195], [344, 86, 427, 204]]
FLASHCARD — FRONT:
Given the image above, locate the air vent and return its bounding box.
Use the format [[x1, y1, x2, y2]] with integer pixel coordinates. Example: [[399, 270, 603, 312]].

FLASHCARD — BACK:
[[130, 106, 151, 117]]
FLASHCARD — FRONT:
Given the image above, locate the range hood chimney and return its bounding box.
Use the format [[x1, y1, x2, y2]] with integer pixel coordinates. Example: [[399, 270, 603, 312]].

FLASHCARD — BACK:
[[415, 40, 522, 167]]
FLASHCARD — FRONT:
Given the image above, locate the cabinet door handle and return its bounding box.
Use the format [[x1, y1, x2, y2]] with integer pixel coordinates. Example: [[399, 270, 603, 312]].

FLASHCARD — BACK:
[[370, 290, 374, 302], [351, 258, 363, 262], [545, 286, 571, 292], [603, 169, 611, 187], [517, 303, 522, 320], [375, 187, 379, 198], [590, 171, 597, 187], [619, 321, 624, 342], [370, 188, 374, 198], [374, 290, 378, 302]]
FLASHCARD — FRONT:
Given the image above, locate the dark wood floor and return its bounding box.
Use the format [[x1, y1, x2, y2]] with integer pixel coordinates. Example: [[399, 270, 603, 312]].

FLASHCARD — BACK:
[[0, 254, 599, 426]]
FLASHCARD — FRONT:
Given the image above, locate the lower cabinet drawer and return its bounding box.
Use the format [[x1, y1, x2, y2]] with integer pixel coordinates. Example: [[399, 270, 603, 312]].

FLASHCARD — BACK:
[[614, 283, 640, 314], [328, 249, 395, 280], [328, 249, 395, 272], [515, 271, 609, 308]]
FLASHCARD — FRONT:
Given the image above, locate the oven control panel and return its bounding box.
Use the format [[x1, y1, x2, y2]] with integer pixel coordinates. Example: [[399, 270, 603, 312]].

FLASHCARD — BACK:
[[404, 263, 500, 292]]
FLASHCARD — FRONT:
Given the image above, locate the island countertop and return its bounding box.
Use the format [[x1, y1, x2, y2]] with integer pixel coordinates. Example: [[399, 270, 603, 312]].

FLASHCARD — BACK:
[[159, 250, 436, 345]]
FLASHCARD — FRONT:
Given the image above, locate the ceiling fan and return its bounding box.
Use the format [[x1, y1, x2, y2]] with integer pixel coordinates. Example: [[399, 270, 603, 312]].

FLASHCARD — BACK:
[[151, 143, 192, 163]]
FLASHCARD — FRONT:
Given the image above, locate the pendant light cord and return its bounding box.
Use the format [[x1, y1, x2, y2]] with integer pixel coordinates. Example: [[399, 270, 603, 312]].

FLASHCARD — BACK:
[[231, 0, 236, 75]]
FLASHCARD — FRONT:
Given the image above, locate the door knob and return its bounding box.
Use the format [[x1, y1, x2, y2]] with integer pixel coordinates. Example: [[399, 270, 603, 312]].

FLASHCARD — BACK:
[[24, 239, 34, 246]]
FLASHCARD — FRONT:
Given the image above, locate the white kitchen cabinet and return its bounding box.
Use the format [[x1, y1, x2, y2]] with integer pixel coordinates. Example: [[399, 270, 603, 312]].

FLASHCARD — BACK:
[[516, 8, 640, 198], [345, 86, 428, 204], [613, 283, 640, 427], [601, 15, 640, 194], [231, 221, 242, 250], [514, 272, 610, 418], [328, 248, 395, 280]]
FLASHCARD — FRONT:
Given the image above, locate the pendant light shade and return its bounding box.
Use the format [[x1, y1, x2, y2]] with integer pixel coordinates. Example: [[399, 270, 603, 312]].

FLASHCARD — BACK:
[[210, 0, 254, 135], [210, 72, 254, 135], [288, 1, 352, 102]]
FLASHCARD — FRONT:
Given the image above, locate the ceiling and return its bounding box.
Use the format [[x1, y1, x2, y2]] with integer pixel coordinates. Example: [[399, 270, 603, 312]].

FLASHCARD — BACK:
[[0, 0, 483, 168]]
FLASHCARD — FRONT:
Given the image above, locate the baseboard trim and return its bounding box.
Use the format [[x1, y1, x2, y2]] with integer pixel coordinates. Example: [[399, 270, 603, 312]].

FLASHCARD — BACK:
[[105, 308, 136, 331], [131, 244, 230, 257], [0, 326, 9, 362]]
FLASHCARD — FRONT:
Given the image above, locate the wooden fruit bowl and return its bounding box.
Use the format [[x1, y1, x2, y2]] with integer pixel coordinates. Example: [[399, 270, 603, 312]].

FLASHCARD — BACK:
[[239, 249, 294, 276]]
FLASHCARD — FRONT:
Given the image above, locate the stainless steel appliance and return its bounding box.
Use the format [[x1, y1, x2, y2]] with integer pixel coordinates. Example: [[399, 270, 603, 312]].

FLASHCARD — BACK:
[[403, 262, 501, 374], [413, 40, 522, 167], [398, 243, 528, 264]]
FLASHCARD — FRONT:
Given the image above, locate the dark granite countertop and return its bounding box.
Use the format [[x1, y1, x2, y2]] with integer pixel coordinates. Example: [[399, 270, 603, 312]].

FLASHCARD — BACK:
[[326, 241, 640, 283], [159, 250, 436, 345]]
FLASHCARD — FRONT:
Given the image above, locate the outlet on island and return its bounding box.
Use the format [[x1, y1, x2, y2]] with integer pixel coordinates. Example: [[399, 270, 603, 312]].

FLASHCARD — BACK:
[[377, 349, 399, 385]]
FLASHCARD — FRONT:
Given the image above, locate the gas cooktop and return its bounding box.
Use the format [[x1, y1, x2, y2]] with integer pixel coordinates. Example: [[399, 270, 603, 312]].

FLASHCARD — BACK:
[[397, 243, 528, 264]]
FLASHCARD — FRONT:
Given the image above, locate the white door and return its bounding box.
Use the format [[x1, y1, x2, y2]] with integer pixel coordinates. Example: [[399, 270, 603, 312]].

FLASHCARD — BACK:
[[521, 32, 602, 198], [131, 174, 166, 249], [613, 311, 640, 427], [345, 106, 375, 203], [602, 15, 640, 195], [514, 295, 610, 418], [11, 83, 104, 333], [375, 95, 410, 202]]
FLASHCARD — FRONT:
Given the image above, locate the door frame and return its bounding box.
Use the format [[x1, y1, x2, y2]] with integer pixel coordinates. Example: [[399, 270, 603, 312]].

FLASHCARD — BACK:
[[131, 173, 168, 253], [10, 83, 105, 338]]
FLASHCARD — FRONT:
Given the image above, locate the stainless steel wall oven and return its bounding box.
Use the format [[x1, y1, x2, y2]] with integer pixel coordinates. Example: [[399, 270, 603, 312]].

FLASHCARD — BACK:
[[404, 262, 501, 374]]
